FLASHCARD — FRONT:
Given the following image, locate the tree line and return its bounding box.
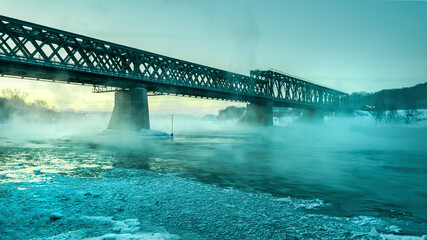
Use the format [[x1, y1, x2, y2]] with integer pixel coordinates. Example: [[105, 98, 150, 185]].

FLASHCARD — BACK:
[[0, 88, 56, 122], [348, 82, 427, 110]]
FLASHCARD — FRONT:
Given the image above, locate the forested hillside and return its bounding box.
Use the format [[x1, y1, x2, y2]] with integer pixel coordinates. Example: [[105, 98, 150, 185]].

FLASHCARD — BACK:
[[349, 82, 427, 110]]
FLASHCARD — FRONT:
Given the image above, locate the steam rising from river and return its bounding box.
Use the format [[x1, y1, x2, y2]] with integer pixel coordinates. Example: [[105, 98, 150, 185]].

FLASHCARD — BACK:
[[1, 110, 426, 238]]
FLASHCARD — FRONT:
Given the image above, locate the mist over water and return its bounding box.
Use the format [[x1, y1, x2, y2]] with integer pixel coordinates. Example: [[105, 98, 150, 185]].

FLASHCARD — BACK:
[[1, 112, 426, 238], [137, 116, 427, 221]]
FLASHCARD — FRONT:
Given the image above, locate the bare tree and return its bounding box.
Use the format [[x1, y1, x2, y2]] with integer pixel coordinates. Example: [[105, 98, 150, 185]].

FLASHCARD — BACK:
[[405, 109, 418, 124], [0, 88, 29, 101], [386, 104, 398, 124]]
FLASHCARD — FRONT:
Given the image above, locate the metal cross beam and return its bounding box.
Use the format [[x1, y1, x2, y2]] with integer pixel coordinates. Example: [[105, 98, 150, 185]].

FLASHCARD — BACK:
[[0, 15, 348, 110], [251, 70, 348, 110]]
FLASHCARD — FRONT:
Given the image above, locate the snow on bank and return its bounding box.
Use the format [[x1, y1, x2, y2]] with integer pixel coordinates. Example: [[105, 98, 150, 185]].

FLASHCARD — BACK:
[[1, 169, 425, 240], [328, 109, 427, 127], [80, 216, 180, 240], [86, 233, 180, 240], [378, 233, 427, 240], [273, 197, 329, 210]]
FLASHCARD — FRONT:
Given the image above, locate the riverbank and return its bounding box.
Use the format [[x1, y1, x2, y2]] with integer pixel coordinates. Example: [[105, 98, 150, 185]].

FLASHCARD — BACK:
[[1, 168, 424, 239]]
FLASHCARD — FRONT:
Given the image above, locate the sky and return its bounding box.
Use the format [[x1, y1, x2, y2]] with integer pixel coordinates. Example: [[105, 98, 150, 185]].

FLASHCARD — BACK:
[[0, 0, 426, 113]]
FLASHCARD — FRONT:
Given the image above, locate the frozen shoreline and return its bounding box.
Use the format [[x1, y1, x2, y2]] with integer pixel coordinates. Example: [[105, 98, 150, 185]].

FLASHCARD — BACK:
[[1, 168, 425, 239]]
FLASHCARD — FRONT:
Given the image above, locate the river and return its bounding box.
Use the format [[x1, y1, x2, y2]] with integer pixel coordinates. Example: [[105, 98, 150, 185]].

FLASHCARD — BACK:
[[0, 114, 426, 239]]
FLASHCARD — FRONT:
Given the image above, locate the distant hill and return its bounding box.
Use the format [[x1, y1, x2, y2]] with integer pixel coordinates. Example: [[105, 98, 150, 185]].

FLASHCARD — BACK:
[[349, 82, 427, 110]]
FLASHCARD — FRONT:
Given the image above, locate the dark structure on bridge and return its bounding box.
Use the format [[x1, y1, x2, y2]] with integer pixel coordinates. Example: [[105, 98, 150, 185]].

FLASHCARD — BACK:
[[0, 15, 348, 129]]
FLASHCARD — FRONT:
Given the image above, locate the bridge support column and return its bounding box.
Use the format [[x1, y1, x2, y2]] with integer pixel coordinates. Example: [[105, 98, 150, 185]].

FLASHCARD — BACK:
[[108, 88, 150, 130], [239, 101, 273, 126], [297, 109, 324, 124]]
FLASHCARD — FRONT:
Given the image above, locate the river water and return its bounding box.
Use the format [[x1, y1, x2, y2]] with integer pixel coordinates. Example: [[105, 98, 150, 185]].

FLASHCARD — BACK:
[[0, 115, 426, 239]]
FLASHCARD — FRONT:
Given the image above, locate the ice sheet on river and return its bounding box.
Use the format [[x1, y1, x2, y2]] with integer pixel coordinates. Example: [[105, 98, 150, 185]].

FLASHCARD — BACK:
[[1, 169, 425, 239], [101, 129, 172, 139]]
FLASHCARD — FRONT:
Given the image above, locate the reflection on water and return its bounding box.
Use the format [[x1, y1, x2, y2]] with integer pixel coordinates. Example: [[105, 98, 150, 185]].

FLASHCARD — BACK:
[[1, 122, 426, 234]]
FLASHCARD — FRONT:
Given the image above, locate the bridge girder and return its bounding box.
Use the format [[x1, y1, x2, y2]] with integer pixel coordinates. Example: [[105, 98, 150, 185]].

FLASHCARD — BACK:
[[250, 70, 348, 111]]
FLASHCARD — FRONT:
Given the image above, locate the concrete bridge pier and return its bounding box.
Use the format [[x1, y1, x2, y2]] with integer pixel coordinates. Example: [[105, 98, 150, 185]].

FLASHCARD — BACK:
[[108, 87, 150, 130], [239, 101, 273, 126], [297, 109, 324, 124]]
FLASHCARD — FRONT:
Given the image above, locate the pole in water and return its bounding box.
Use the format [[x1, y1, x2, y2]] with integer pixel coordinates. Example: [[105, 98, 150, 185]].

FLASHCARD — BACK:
[[170, 114, 174, 137]]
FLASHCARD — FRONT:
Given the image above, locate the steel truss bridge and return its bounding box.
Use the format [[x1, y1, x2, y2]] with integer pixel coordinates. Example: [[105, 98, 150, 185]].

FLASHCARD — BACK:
[[0, 15, 348, 112]]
